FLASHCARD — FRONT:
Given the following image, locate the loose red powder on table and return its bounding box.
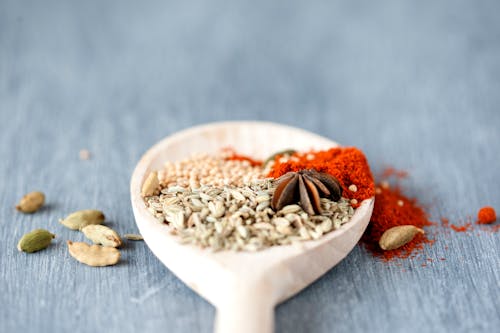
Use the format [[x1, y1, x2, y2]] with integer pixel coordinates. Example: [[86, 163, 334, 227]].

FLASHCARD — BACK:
[[450, 223, 472, 232], [380, 167, 408, 179], [361, 182, 435, 261], [477, 206, 497, 224]]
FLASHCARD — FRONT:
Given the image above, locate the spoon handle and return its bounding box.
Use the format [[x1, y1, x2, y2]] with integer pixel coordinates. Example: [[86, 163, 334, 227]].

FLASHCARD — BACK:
[[214, 285, 274, 333]]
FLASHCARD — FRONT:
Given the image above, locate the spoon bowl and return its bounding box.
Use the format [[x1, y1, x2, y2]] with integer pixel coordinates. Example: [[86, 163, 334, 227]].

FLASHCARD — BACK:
[[130, 121, 374, 333]]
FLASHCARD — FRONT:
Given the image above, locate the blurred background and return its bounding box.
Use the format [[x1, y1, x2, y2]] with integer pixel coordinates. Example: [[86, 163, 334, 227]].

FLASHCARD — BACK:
[[1, 0, 499, 332]]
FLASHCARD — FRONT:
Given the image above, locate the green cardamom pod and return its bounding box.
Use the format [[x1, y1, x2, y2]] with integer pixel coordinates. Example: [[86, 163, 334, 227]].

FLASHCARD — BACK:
[[17, 229, 55, 253], [59, 209, 105, 230], [379, 225, 425, 250], [16, 191, 45, 213]]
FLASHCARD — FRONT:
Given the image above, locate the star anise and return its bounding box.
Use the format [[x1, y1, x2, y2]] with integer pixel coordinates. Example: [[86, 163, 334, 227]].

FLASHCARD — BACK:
[[271, 169, 343, 215]]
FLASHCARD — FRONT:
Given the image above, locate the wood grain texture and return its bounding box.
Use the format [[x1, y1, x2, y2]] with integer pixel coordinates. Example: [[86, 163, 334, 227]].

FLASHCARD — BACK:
[[1, 0, 499, 332]]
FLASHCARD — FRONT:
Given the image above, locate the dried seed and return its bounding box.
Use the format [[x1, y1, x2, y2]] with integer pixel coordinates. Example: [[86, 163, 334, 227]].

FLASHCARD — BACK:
[[60, 209, 105, 230], [205, 216, 217, 223], [17, 229, 55, 253], [199, 192, 212, 201], [142, 171, 159, 197], [274, 217, 290, 228], [191, 198, 204, 208], [166, 210, 185, 229], [253, 222, 273, 230], [214, 221, 223, 233], [276, 225, 293, 235], [255, 194, 270, 203], [168, 186, 186, 193], [236, 225, 249, 239], [79, 149, 91, 160], [256, 200, 270, 212], [82, 225, 122, 248], [208, 201, 225, 218], [230, 190, 246, 202], [163, 197, 180, 206], [263, 149, 296, 167], [299, 227, 310, 240], [320, 218, 333, 233], [310, 229, 323, 239], [16, 191, 45, 213], [348, 184, 358, 192], [67, 241, 120, 266], [124, 234, 144, 241], [379, 225, 425, 250], [279, 204, 302, 215]]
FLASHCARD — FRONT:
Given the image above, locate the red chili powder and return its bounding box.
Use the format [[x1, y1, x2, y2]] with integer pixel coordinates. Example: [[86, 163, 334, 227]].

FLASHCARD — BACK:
[[477, 206, 497, 224], [223, 148, 262, 167]]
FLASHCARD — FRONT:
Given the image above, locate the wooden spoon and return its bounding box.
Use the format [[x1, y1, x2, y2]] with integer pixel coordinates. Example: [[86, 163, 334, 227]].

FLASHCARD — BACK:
[[130, 121, 374, 333]]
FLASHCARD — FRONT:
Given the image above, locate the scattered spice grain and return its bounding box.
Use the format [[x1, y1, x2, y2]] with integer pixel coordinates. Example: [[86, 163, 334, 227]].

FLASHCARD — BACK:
[[450, 223, 472, 233], [477, 206, 496, 224], [124, 234, 144, 241], [79, 149, 91, 160]]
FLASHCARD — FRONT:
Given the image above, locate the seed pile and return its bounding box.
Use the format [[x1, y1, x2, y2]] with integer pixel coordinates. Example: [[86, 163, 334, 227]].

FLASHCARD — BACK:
[[145, 180, 354, 251], [158, 152, 266, 189]]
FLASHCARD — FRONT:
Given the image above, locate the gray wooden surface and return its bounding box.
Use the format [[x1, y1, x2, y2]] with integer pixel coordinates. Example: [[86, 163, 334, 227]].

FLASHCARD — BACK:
[[1, 0, 499, 332]]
